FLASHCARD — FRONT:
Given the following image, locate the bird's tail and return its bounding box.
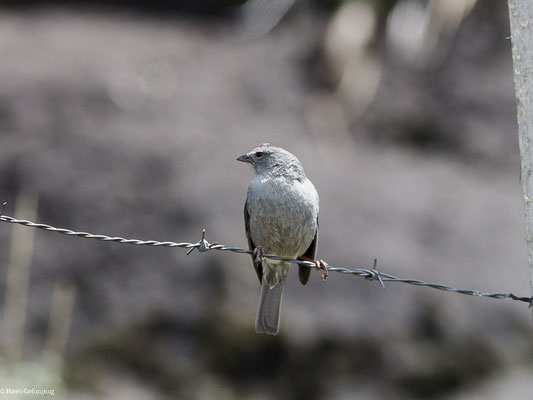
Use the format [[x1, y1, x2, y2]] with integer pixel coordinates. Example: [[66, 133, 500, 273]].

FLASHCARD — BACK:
[[255, 277, 286, 335]]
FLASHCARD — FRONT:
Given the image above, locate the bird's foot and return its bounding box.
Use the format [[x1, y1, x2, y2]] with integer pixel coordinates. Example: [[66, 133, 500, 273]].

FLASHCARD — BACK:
[[299, 256, 328, 282], [253, 246, 265, 265], [315, 259, 328, 282]]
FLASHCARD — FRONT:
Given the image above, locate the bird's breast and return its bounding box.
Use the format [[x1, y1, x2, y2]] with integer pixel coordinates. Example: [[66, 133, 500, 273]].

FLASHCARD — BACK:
[[247, 176, 318, 258]]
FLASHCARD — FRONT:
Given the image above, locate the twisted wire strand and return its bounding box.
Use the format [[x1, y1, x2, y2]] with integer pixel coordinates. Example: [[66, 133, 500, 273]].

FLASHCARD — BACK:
[[0, 214, 531, 306]]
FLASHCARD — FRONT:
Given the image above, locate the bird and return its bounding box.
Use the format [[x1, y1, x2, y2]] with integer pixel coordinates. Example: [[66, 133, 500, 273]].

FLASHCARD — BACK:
[[237, 144, 327, 335]]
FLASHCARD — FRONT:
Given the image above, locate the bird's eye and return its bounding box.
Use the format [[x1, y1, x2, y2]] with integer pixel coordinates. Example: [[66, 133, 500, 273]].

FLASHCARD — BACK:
[[255, 151, 264, 158]]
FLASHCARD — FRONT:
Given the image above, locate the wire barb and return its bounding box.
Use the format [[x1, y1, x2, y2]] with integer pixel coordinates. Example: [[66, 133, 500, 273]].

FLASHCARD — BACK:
[[362, 259, 385, 289], [187, 229, 211, 255], [0, 213, 532, 306]]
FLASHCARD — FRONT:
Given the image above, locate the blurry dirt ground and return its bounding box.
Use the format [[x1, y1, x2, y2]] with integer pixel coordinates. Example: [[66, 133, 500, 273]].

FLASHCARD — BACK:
[[1, 3, 533, 400]]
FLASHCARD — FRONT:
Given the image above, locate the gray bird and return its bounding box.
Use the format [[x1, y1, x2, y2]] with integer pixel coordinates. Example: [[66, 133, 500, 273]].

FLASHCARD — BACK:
[[237, 144, 327, 335]]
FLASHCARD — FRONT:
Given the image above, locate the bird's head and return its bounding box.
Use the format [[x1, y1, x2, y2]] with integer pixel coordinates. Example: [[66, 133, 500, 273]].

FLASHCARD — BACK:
[[237, 143, 305, 181]]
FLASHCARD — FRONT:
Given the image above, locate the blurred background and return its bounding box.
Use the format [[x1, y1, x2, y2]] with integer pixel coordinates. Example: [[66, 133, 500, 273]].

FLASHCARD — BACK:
[[0, 0, 532, 398]]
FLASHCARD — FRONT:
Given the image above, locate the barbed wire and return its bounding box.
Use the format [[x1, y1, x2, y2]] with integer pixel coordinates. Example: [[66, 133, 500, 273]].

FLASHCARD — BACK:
[[0, 209, 532, 306]]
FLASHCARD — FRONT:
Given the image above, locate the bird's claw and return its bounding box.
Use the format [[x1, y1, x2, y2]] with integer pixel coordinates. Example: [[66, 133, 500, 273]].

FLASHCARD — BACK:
[[253, 246, 265, 265], [299, 255, 329, 282], [314, 259, 328, 282]]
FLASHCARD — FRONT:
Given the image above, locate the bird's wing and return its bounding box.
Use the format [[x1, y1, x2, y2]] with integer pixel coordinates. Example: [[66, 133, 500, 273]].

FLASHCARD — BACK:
[[245, 198, 263, 283], [299, 217, 318, 286]]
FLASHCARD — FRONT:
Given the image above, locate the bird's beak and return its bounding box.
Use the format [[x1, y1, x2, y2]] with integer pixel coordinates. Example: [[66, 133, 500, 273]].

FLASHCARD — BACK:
[[237, 153, 252, 163]]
